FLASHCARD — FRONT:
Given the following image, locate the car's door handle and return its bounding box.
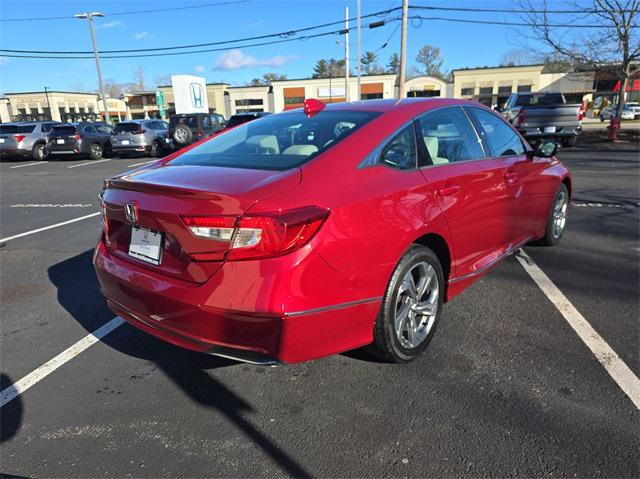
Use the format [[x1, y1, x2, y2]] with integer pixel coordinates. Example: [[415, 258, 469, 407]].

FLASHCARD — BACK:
[[437, 185, 461, 197]]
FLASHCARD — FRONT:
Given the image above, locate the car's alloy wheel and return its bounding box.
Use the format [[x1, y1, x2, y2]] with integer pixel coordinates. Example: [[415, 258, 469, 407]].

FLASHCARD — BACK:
[[90, 143, 103, 160], [534, 183, 569, 246], [371, 245, 444, 363], [394, 261, 439, 349], [33, 143, 47, 161], [551, 189, 568, 239]]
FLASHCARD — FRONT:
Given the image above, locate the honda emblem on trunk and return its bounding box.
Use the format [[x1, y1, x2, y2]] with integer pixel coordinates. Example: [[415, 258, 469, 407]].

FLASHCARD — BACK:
[[124, 201, 139, 224]]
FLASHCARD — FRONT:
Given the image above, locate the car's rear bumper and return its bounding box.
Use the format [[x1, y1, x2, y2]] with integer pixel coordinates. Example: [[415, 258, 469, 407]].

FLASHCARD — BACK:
[[111, 144, 148, 153], [518, 128, 580, 139], [93, 237, 379, 363], [0, 147, 30, 156]]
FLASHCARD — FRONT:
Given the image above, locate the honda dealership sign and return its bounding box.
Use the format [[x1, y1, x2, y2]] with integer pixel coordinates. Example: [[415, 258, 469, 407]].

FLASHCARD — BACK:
[[171, 75, 209, 114]]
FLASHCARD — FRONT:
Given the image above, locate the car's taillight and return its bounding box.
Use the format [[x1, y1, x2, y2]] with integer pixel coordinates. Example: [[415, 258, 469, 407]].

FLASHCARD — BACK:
[[14, 135, 26, 143], [182, 206, 330, 261], [74, 134, 81, 141], [518, 108, 525, 125], [578, 110, 584, 121], [98, 191, 109, 243]]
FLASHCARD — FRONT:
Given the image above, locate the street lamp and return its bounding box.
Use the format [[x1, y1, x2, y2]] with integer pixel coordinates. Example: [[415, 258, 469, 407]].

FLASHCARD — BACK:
[[74, 12, 110, 123]]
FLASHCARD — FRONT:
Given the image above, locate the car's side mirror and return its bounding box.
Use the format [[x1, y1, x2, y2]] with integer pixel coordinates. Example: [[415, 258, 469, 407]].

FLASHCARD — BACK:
[[530, 140, 558, 159]]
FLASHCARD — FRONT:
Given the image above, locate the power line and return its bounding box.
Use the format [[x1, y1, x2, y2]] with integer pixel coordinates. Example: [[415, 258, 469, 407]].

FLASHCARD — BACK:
[[0, 28, 358, 60], [408, 14, 614, 28], [0, 7, 403, 55], [0, 0, 253, 22], [409, 4, 636, 14]]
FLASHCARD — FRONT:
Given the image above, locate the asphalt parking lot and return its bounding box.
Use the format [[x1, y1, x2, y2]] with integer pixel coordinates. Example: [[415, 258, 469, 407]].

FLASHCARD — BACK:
[[1, 147, 638, 477]]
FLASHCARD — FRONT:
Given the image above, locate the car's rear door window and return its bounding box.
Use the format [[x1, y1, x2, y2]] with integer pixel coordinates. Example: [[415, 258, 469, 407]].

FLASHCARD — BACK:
[[466, 107, 525, 157], [169, 110, 380, 170], [380, 124, 417, 170], [416, 108, 485, 165]]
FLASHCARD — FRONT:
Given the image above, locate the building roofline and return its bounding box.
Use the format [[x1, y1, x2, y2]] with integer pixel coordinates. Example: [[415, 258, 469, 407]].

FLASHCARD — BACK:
[[270, 73, 396, 83], [4, 90, 99, 96], [452, 64, 546, 73], [157, 82, 230, 88]]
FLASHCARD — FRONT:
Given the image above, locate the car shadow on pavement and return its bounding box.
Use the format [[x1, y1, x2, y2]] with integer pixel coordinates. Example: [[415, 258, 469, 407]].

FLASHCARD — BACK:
[[0, 373, 24, 443], [47, 249, 312, 478]]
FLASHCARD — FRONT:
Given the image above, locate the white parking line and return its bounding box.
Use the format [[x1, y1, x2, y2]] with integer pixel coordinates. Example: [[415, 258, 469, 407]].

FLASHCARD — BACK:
[[516, 249, 640, 409], [0, 212, 99, 243], [9, 161, 48, 169], [67, 158, 111, 169], [0, 317, 124, 408], [127, 159, 156, 168]]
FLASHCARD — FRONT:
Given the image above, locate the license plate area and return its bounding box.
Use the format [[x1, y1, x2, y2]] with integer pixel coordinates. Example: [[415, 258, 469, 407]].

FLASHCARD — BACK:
[[128, 226, 163, 265], [121, 140, 130, 145], [543, 126, 557, 133], [57, 139, 65, 144]]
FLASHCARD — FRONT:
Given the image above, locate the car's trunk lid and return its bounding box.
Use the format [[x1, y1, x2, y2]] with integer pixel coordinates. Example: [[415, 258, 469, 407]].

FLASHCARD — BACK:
[[102, 164, 301, 283]]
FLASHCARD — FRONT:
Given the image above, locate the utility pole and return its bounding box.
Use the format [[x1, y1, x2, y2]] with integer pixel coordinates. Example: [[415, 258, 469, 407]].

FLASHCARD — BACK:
[[345, 5, 350, 102], [74, 12, 110, 123], [398, 0, 409, 99], [357, 0, 361, 101], [43, 86, 52, 120]]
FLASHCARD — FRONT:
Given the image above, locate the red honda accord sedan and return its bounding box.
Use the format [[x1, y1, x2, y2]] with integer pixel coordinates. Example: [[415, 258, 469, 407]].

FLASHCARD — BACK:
[[94, 98, 571, 365]]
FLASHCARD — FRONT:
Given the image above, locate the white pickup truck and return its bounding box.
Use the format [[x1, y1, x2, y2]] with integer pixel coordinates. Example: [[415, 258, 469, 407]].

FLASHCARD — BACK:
[[501, 92, 582, 147]]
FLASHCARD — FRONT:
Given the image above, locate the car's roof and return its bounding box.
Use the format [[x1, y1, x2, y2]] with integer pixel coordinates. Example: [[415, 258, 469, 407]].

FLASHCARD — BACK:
[[291, 97, 472, 114]]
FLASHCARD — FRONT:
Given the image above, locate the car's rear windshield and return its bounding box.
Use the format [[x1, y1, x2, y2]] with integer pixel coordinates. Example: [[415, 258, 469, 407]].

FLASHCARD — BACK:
[[51, 125, 77, 135], [514, 93, 564, 106], [169, 110, 381, 170], [0, 124, 36, 134], [113, 123, 140, 133]]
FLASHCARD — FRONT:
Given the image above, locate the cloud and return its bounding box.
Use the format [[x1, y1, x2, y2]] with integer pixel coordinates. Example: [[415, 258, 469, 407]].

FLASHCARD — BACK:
[[212, 49, 299, 71], [0, 58, 8, 66], [134, 31, 152, 40], [195, 65, 206, 73], [96, 20, 124, 29]]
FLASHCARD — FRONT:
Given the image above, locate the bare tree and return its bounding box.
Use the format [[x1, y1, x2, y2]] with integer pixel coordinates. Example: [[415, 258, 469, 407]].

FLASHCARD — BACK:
[[153, 75, 172, 87], [500, 48, 536, 66], [415, 45, 444, 76], [518, 0, 639, 134]]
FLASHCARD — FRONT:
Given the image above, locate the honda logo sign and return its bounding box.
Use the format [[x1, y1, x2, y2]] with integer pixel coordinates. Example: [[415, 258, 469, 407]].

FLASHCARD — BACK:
[[190, 83, 204, 108], [171, 75, 209, 114]]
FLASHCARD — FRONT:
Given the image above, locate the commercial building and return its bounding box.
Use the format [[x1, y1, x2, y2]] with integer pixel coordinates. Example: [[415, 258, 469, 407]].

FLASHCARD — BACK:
[[121, 74, 449, 119], [0, 91, 100, 123], [225, 85, 273, 115], [453, 64, 594, 107]]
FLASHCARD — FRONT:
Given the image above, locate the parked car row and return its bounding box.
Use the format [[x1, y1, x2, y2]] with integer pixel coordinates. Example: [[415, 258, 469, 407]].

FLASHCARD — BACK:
[[0, 112, 270, 161], [599, 103, 640, 121]]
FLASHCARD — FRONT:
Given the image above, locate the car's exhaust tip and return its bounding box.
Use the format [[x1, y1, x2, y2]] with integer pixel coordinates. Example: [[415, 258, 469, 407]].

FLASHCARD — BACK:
[[207, 345, 280, 366]]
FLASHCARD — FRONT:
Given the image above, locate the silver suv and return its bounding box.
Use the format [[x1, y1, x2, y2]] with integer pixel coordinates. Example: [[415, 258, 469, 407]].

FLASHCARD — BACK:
[[110, 119, 172, 157], [0, 121, 59, 160]]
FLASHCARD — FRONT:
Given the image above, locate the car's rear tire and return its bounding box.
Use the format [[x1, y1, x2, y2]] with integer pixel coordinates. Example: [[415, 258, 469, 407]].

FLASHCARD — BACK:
[[173, 125, 193, 146], [150, 140, 162, 157], [370, 245, 444, 363], [32, 142, 47, 161], [90, 143, 103, 160], [534, 183, 569, 246]]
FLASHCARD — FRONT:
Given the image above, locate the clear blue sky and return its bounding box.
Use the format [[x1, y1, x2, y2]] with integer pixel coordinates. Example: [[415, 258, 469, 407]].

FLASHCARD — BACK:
[[0, 0, 560, 94]]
